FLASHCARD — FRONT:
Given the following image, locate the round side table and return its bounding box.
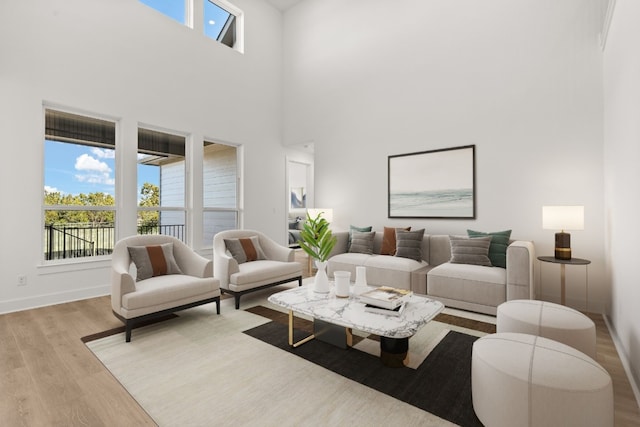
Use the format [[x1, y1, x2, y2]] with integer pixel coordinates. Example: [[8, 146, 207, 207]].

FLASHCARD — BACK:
[[537, 256, 591, 307]]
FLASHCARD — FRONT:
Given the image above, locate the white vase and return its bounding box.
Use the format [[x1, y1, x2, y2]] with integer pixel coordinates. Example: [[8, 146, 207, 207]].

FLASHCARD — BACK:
[[313, 260, 330, 293], [353, 266, 368, 295]]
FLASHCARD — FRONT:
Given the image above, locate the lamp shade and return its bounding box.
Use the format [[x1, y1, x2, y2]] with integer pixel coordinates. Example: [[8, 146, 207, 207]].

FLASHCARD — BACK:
[[542, 206, 584, 231], [307, 208, 333, 224]]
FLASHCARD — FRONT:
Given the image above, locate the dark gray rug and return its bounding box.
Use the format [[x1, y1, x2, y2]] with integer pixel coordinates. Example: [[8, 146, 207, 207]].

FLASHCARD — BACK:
[[243, 321, 483, 427]]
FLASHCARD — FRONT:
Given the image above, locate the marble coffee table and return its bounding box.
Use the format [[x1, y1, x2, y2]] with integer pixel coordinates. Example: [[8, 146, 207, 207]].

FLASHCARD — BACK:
[[267, 284, 444, 366]]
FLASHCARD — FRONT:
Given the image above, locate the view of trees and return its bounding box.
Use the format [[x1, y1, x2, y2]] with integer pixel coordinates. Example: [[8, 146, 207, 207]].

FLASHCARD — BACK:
[[44, 183, 160, 227]]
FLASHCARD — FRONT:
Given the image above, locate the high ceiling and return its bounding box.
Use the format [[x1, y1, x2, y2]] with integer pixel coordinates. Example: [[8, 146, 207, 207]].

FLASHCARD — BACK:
[[265, 0, 303, 12]]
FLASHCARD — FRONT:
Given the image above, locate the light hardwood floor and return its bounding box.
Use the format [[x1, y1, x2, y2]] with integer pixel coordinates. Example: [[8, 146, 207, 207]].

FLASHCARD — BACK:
[[1, 255, 638, 426]]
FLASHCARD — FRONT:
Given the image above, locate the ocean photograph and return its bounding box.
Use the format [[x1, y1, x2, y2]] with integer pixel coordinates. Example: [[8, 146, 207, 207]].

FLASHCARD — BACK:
[[388, 145, 475, 218], [389, 188, 474, 217]]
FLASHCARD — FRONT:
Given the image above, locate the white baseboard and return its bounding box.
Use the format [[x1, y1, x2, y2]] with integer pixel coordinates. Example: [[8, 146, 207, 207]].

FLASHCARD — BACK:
[[603, 314, 640, 409], [0, 284, 111, 315]]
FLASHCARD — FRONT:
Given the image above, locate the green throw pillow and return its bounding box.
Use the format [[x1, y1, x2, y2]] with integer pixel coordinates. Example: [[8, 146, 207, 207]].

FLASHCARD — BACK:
[[467, 229, 512, 268]]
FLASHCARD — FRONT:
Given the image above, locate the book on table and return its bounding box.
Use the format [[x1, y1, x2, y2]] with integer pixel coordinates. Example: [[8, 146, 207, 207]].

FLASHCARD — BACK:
[[359, 286, 413, 310], [364, 302, 406, 317]]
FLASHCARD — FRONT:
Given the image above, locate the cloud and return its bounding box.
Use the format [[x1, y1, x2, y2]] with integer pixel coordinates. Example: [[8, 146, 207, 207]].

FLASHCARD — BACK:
[[91, 147, 115, 159], [74, 153, 114, 186], [44, 185, 63, 194]]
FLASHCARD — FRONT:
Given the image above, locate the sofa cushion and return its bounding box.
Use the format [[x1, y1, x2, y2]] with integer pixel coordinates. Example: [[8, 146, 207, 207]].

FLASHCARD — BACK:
[[467, 229, 512, 268], [449, 236, 492, 266], [380, 226, 411, 255], [349, 224, 372, 247], [349, 230, 375, 254], [128, 243, 183, 281], [224, 236, 267, 264], [427, 262, 507, 307], [395, 229, 425, 261]]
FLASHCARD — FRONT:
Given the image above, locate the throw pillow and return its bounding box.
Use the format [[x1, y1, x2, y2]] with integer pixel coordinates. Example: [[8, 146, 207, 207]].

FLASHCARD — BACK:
[[348, 225, 373, 249], [467, 229, 512, 268], [349, 231, 376, 254], [395, 229, 425, 261], [380, 226, 411, 255], [449, 236, 493, 267], [224, 236, 267, 264], [128, 243, 183, 282]]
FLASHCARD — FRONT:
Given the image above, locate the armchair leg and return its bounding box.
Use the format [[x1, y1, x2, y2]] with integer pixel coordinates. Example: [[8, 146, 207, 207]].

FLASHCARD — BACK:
[[235, 295, 241, 310], [125, 323, 132, 342], [215, 297, 220, 314], [298, 277, 303, 287]]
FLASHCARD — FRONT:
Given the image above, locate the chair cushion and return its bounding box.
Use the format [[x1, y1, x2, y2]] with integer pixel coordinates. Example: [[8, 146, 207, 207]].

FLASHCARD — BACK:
[[128, 243, 183, 281], [122, 275, 219, 311], [224, 236, 267, 264], [230, 260, 302, 287]]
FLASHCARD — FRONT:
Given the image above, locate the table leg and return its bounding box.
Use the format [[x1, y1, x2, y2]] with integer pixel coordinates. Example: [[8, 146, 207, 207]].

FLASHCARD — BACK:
[[560, 263, 566, 305], [288, 310, 315, 348], [380, 336, 409, 368]]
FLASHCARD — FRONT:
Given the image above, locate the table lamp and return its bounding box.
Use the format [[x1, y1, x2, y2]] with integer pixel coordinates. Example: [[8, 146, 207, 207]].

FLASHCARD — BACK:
[[542, 206, 584, 260]]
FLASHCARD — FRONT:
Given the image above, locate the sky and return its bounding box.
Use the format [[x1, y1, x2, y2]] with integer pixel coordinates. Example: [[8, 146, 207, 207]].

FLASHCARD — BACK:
[[44, 140, 158, 198]]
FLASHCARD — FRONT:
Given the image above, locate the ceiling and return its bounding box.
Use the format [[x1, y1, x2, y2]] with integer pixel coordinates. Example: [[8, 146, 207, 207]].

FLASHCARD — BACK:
[[265, 0, 304, 12]]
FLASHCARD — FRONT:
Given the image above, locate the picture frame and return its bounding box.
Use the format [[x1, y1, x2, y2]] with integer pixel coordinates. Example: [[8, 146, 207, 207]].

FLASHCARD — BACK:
[[388, 145, 476, 219], [290, 187, 306, 209]]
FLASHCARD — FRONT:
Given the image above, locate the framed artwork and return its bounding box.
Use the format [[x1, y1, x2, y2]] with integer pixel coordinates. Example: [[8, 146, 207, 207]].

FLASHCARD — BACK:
[[290, 187, 306, 209], [388, 145, 476, 219]]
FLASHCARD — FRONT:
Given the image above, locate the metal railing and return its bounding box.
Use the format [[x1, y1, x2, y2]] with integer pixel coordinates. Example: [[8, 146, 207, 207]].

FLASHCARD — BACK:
[[44, 223, 185, 260]]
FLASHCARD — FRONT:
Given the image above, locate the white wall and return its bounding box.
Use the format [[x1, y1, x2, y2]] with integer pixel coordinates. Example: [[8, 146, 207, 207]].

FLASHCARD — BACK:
[[283, 0, 607, 312], [0, 0, 284, 313], [603, 0, 640, 394]]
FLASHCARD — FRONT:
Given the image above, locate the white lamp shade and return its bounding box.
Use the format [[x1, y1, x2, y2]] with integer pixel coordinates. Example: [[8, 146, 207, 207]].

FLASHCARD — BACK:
[[542, 206, 584, 231], [307, 208, 333, 224]]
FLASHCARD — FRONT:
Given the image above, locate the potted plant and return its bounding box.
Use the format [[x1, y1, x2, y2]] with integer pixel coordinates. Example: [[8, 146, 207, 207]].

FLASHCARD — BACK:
[[299, 211, 337, 293]]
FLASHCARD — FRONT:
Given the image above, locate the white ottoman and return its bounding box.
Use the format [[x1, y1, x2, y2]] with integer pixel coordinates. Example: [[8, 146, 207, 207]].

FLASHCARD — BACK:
[[496, 299, 596, 359], [472, 333, 613, 427]]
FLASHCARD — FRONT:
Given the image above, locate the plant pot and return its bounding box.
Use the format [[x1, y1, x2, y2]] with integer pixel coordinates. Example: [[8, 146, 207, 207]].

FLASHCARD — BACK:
[[313, 260, 330, 293]]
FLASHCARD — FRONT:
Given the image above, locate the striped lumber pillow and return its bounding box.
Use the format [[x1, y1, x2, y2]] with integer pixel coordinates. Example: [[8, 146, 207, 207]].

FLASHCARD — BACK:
[[128, 243, 183, 281]]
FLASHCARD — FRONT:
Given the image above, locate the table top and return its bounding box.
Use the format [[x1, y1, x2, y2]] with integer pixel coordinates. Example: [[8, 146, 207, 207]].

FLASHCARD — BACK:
[[267, 284, 444, 339], [537, 256, 591, 265]]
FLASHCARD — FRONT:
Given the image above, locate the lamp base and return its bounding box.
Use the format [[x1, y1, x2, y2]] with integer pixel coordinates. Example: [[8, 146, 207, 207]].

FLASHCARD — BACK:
[[555, 232, 571, 260]]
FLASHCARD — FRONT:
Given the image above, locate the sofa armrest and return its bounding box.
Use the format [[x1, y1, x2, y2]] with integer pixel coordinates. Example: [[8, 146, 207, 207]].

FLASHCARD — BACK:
[[506, 240, 536, 300]]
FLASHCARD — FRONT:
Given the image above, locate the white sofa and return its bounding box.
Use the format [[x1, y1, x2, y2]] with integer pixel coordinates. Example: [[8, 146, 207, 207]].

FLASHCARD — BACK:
[[327, 231, 534, 315]]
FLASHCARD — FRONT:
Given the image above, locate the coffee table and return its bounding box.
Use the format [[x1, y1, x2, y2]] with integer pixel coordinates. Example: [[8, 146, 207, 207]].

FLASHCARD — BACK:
[[267, 284, 444, 366]]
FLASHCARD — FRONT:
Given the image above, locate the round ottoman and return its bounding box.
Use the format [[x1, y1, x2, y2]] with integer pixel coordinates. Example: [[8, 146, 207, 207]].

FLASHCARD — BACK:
[[496, 299, 596, 359], [472, 333, 613, 427]]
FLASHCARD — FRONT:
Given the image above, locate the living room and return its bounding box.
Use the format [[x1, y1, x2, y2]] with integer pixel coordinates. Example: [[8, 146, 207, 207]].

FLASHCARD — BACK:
[[1, 0, 638, 424]]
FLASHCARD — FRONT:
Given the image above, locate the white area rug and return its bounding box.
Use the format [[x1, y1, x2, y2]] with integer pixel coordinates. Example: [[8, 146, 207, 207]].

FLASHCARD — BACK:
[[86, 285, 488, 427]]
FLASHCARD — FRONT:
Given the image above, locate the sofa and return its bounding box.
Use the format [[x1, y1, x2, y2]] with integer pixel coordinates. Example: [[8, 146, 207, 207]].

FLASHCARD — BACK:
[[326, 229, 535, 315]]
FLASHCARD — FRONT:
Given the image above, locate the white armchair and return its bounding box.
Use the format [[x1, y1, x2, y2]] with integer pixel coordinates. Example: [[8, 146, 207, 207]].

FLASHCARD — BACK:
[[111, 234, 221, 342], [213, 229, 303, 309]]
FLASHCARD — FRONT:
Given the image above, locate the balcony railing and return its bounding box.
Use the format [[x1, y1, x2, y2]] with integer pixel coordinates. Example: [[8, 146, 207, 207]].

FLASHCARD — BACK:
[[44, 223, 185, 260]]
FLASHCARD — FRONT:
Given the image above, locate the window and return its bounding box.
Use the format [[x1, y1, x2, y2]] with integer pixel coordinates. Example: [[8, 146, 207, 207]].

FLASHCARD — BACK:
[[202, 141, 238, 247], [204, 0, 237, 49], [138, 0, 243, 52], [43, 109, 116, 261], [137, 128, 186, 241], [139, 0, 186, 25]]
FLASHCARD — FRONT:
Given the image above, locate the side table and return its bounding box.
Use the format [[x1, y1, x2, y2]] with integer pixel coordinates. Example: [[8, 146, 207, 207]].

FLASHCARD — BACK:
[[537, 256, 591, 307]]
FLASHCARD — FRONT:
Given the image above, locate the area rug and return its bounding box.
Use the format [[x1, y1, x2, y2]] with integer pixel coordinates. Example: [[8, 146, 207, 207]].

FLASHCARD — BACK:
[[243, 315, 483, 427], [84, 296, 494, 427]]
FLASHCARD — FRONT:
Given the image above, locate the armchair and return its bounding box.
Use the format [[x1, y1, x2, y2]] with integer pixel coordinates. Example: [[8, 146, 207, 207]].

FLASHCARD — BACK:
[[111, 234, 221, 342], [213, 229, 303, 309]]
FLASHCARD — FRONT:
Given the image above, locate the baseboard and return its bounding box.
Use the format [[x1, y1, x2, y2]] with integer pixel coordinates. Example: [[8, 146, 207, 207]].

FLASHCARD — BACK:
[[603, 314, 640, 409], [0, 284, 110, 315]]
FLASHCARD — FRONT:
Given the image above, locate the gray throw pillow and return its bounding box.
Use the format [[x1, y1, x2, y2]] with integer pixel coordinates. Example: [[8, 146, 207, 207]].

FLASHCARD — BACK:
[[449, 236, 492, 266], [349, 231, 375, 254], [395, 229, 425, 262], [467, 229, 512, 268], [224, 236, 267, 264], [128, 243, 183, 281]]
